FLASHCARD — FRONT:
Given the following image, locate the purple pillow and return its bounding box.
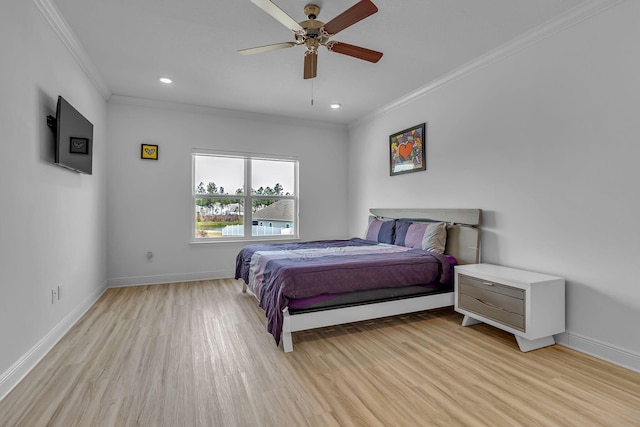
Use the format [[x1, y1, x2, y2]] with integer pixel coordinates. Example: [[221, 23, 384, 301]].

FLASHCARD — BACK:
[[394, 220, 447, 253], [365, 219, 396, 244]]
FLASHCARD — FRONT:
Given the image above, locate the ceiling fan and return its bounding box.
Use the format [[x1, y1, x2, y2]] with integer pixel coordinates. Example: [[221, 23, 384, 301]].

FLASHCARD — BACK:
[[239, 0, 383, 79]]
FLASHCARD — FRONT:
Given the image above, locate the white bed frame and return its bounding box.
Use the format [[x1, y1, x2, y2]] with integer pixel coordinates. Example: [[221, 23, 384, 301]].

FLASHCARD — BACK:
[[245, 208, 482, 352]]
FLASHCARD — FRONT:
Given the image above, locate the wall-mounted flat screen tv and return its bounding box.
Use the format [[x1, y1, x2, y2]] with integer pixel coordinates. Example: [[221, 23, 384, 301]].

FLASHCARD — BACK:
[[51, 96, 93, 175]]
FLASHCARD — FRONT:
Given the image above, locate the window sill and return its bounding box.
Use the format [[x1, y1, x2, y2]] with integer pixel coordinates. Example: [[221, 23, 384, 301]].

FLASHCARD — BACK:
[[190, 236, 301, 245]]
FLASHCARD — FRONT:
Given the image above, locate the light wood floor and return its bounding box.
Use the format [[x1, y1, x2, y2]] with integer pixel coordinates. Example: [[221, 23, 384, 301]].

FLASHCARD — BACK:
[[1, 279, 639, 426]]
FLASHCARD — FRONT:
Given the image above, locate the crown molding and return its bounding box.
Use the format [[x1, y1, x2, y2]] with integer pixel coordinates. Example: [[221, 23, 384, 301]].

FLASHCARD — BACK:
[[108, 95, 348, 131], [33, 0, 111, 100], [350, 0, 626, 129]]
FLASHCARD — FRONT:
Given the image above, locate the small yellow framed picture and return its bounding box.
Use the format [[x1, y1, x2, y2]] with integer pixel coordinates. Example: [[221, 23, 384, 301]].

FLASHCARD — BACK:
[[141, 144, 158, 160]]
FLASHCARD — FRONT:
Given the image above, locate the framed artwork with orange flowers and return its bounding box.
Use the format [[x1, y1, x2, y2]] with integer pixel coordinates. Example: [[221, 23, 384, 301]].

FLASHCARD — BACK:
[[389, 123, 426, 176]]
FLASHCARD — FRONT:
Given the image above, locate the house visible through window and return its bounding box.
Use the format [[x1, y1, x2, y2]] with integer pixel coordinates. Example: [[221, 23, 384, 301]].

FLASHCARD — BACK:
[[192, 151, 298, 241]]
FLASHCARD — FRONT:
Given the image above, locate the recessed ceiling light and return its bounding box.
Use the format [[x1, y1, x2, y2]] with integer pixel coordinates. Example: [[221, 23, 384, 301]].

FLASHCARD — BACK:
[[330, 103, 341, 109], [159, 77, 173, 84]]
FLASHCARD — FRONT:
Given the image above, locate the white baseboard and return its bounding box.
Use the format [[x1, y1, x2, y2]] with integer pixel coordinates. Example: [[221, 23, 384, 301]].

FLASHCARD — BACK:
[[107, 270, 235, 288], [556, 332, 640, 373], [0, 283, 108, 401]]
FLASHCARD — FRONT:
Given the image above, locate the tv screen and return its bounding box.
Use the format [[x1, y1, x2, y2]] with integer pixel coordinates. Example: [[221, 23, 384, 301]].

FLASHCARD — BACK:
[[54, 96, 93, 175]]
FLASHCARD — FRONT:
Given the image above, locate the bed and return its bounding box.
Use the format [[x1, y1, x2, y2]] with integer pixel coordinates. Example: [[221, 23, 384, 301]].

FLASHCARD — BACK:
[[235, 208, 482, 352]]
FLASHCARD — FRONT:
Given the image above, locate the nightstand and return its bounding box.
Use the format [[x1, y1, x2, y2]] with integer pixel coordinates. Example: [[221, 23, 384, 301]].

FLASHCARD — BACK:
[[454, 263, 565, 352]]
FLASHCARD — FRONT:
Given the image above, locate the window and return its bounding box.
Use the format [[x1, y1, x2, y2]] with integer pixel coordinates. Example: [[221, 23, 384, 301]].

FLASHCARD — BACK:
[[192, 151, 298, 242]]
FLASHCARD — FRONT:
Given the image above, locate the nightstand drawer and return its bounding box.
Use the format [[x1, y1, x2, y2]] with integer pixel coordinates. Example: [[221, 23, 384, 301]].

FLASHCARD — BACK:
[[458, 274, 525, 300], [458, 274, 525, 332], [458, 294, 525, 331]]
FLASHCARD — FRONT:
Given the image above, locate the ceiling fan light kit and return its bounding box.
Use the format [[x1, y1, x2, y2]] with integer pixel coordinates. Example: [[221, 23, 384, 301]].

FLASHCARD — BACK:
[[239, 0, 383, 79]]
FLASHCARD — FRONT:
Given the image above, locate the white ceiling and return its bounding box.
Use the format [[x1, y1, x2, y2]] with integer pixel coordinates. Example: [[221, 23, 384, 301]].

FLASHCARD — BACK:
[[51, 0, 586, 125]]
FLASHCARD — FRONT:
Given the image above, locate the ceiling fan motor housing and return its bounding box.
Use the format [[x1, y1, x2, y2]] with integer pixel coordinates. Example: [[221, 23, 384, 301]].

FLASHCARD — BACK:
[[297, 5, 327, 47]]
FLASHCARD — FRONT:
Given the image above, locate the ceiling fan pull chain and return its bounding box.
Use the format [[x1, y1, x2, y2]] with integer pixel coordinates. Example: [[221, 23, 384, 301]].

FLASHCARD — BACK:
[[311, 79, 314, 106]]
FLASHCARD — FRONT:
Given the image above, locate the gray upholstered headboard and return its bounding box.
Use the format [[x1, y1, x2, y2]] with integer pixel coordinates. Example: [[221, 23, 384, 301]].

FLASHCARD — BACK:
[[369, 208, 482, 265]]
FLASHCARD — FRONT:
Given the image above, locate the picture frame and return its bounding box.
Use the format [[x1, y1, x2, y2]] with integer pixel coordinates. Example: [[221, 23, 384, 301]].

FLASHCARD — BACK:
[[69, 137, 89, 155], [389, 123, 426, 176], [141, 144, 158, 160]]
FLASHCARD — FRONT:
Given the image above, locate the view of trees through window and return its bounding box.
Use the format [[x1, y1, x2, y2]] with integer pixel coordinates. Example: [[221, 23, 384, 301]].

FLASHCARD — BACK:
[[193, 153, 297, 239]]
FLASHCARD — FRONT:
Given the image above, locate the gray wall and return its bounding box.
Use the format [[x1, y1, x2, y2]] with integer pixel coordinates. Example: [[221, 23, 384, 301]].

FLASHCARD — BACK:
[[106, 98, 349, 286], [347, 1, 640, 369], [0, 0, 108, 397]]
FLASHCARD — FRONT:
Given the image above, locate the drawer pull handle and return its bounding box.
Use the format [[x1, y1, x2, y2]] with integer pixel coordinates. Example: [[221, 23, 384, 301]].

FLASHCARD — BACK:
[[477, 298, 500, 309], [482, 282, 494, 286], [477, 298, 518, 316]]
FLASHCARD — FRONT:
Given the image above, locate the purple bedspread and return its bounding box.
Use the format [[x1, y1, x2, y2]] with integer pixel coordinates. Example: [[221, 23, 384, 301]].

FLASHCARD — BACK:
[[235, 238, 453, 344]]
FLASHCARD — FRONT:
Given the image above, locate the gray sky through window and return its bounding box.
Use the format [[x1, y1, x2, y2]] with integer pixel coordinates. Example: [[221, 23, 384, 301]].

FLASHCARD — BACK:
[[195, 156, 295, 195]]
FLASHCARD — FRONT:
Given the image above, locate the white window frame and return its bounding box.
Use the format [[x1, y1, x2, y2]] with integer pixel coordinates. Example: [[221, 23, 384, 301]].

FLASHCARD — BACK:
[[191, 149, 299, 243]]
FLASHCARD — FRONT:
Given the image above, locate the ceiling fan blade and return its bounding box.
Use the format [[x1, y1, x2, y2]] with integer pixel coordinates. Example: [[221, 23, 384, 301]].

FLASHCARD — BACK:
[[251, 0, 304, 33], [303, 51, 318, 79], [238, 42, 297, 55], [322, 0, 378, 36], [327, 42, 383, 63]]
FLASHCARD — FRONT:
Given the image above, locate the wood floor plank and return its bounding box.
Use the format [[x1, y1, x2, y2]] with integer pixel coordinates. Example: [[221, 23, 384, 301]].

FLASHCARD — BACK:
[[0, 278, 639, 426]]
